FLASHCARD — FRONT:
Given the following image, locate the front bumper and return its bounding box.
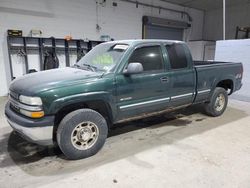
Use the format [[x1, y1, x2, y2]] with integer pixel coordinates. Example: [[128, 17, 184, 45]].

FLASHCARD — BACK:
[[5, 102, 54, 146]]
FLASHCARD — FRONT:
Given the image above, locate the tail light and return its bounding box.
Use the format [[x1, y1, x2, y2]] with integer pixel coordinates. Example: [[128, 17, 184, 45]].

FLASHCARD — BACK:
[[240, 64, 244, 78], [236, 65, 243, 79]]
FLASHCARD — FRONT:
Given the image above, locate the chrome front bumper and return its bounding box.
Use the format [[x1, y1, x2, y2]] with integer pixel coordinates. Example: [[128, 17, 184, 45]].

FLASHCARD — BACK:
[[7, 118, 54, 145], [5, 101, 54, 146]]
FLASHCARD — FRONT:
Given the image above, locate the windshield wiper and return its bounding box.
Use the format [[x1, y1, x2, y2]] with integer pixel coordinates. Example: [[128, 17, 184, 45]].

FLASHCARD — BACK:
[[82, 63, 98, 72], [73, 64, 97, 72]]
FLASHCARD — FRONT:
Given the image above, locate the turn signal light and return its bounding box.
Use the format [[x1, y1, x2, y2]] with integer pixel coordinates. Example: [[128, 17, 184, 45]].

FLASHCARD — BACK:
[[20, 109, 45, 118], [31, 111, 45, 118]]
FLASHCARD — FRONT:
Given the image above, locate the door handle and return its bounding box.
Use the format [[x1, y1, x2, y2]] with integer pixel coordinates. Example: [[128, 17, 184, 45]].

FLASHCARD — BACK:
[[160, 76, 169, 83]]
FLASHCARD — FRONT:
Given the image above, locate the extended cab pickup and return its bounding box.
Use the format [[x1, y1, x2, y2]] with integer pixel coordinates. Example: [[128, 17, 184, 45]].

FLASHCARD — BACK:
[[5, 40, 243, 159]]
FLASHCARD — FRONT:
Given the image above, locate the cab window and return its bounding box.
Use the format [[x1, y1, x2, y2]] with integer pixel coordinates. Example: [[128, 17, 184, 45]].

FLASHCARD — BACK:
[[128, 46, 164, 72], [165, 43, 188, 69]]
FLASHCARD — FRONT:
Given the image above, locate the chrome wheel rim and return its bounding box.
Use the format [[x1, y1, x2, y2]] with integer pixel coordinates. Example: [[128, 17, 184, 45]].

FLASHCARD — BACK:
[[215, 93, 225, 112], [71, 121, 99, 150]]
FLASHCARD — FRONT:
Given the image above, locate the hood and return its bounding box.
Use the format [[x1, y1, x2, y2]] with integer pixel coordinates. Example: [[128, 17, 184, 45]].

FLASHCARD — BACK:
[[9, 67, 102, 95]]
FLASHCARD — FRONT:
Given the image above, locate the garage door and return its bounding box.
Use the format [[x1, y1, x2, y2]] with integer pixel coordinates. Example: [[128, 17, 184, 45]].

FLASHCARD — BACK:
[[142, 16, 190, 41], [144, 25, 183, 40]]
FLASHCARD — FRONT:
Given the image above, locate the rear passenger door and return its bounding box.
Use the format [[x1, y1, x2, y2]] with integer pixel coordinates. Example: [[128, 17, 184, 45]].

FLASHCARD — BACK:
[[165, 43, 196, 106]]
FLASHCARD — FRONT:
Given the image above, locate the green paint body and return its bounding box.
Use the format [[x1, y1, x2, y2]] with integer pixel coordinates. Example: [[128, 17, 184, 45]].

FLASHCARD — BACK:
[[9, 40, 243, 123]]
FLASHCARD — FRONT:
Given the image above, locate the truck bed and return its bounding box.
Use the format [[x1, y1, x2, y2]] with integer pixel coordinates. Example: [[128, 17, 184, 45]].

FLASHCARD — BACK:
[[193, 61, 243, 104]]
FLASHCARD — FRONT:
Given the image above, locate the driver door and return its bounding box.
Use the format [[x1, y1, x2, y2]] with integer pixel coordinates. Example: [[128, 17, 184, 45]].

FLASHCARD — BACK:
[[115, 44, 171, 121]]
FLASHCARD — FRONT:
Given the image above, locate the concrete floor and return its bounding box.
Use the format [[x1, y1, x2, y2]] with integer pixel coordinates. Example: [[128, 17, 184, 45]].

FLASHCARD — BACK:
[[0, 96, 250, 188]]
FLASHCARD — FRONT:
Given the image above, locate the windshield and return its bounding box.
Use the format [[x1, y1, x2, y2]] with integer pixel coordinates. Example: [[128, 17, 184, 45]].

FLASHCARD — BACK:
[[75, 42, 129, 72]]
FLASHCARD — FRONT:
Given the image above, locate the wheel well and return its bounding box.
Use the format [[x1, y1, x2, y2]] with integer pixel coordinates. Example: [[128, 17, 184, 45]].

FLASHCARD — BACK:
[[216, 79, 234, 95], [53, 100, 113, 142]]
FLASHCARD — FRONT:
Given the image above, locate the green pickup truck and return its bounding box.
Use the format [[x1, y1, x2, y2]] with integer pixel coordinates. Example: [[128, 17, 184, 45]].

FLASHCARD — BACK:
[[5, 40, 243, 159]]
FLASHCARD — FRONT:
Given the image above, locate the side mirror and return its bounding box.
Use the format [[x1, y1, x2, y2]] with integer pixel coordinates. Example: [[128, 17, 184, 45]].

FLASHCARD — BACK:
[[123, 62, 143, 75]]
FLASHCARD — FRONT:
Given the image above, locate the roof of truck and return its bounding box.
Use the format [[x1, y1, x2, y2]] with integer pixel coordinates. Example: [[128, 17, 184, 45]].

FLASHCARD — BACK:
[[105, 39, 185, 46]]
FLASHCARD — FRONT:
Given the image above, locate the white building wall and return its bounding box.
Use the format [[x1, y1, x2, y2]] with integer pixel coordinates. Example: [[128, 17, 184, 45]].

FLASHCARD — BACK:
[[215, 39, 250, 101], [187, 41, 215, 61], [0, 0, 204, 96]]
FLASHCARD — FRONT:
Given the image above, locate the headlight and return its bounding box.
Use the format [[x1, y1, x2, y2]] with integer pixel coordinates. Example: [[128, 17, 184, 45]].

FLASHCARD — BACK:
[[19, 95, 43, 106]]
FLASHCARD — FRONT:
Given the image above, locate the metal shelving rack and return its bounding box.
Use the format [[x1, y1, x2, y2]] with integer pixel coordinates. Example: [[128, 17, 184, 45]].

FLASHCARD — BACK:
[[235, 26, 250, 39], [7, 36, 103, 80]]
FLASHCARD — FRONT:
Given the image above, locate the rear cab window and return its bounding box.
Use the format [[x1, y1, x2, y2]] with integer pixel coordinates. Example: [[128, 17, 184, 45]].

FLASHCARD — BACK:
[[165, 43, 189, 70]]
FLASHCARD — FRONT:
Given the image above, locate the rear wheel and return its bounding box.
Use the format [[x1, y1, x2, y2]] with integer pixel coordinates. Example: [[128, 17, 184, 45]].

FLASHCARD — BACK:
[[204, 87, 228, 117], [57, 109, 108, 160]]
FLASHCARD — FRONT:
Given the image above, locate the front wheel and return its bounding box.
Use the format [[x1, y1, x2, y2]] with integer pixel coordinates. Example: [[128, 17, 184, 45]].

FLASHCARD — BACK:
[[57, 109, 108, 160], [204, 87, 228, 117]]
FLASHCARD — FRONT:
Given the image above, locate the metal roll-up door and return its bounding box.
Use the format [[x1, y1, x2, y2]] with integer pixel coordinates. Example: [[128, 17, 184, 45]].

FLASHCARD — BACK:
[[142, 16, 191, 41]]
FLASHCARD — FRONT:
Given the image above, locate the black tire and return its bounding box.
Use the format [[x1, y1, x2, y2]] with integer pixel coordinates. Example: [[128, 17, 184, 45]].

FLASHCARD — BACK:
[[57, 109, 108, 160], [204, 87, 228, 117]]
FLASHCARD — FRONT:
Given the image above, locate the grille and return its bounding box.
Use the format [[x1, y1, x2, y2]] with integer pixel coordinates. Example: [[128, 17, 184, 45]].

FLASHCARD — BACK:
[[9, 91, 20, 114], [9, 91, 19, 100], [10, 102, 20, 113]]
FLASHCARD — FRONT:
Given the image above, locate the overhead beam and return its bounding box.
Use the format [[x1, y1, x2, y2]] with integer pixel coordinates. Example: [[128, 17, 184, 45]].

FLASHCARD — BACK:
[[160, 0, 205, 11], [120, 0, 193, 21]]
